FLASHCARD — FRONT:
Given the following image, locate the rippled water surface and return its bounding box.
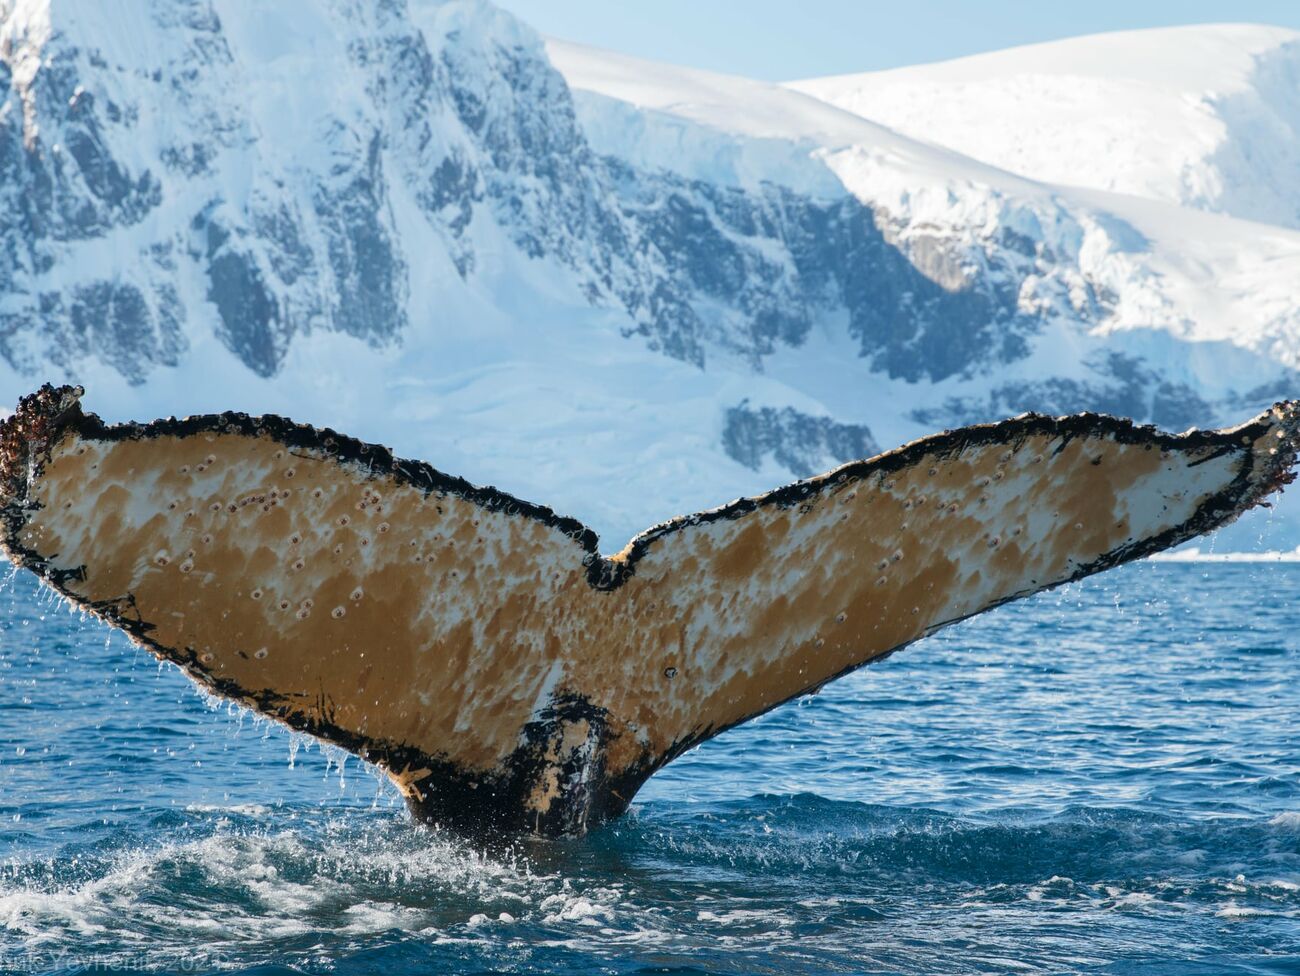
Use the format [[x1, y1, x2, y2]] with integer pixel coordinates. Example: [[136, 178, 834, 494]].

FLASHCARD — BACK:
[[1, 562, 1298, 974]]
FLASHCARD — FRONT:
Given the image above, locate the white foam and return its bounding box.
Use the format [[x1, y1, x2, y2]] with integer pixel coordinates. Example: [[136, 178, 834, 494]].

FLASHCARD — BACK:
[[0, 817, 626, 959], [1150, 546, 1300, 563], [183, 803, 271, 816], [1217, 900, 1270, 918]]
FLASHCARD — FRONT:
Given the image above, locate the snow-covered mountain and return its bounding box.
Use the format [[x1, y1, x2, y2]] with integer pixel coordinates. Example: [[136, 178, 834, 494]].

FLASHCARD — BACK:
[[789, 24, 1300, 228], [1, 3, 1297, 548]]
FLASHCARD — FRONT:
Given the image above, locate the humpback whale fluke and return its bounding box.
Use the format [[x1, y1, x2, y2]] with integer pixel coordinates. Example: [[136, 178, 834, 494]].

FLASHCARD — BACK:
[[1, 385, 1296, 836]]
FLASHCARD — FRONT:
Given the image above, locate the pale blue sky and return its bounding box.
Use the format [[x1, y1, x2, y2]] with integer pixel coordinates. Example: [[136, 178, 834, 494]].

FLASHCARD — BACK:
[[493, 1, 1300, 80]]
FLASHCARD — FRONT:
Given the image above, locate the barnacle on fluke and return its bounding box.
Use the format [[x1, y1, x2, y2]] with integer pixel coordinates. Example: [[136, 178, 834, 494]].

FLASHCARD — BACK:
[[1, 385, 1297, 837]]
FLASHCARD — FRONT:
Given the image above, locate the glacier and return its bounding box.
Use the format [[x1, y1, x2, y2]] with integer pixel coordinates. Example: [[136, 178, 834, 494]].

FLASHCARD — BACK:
[[788, 24, 1300, 228], [0, 1, 1297, 548]]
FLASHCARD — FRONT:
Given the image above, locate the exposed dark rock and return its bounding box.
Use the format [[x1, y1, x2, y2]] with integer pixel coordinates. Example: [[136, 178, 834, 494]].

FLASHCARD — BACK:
[[314, 131, 407, 344], [912, 352, 1218, 431], [206, 250, 282, 379], [723, 401, 879, 477]]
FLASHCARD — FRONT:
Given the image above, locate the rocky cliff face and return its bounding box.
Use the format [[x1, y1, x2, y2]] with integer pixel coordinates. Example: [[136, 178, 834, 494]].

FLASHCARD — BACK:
[[0, 0, 1078, 386], [722, 401, 877, 478], [0, 2, 1296, 546], [0, 0, 692, 380]]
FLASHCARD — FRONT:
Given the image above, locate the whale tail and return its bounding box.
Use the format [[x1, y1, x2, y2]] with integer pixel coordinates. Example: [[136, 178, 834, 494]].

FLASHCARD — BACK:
[[1, 385, 1297, 835]]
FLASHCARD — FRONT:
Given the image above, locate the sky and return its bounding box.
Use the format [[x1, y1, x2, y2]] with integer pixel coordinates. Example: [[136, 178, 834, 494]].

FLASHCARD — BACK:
[[492, 1, 1300, 80]]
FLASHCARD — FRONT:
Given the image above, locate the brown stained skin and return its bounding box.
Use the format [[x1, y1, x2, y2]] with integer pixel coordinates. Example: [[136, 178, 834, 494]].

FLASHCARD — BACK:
[[1, 386, 1297, 836]]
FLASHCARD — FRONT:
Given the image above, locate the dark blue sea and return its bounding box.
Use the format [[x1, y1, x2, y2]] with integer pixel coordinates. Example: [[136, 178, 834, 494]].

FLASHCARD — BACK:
[[1, 561, 1297, 975]]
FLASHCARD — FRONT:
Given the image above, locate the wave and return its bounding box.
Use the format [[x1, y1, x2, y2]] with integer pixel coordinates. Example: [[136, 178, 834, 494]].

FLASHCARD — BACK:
[[1149, 546, 1300, 562], [3, 798, 1299, 974]]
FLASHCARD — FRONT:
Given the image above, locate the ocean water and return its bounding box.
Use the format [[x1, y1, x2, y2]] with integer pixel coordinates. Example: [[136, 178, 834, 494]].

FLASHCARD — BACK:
[[0, 561, 1297, 975]]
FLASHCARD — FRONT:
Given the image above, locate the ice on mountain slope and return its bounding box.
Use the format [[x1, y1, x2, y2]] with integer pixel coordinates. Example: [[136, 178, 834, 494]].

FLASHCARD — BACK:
[[551, 38, 1300, 413], [0, 2, 1296, 549], [1, 0, 1103, 393], [788, 24, 1300, 229]]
